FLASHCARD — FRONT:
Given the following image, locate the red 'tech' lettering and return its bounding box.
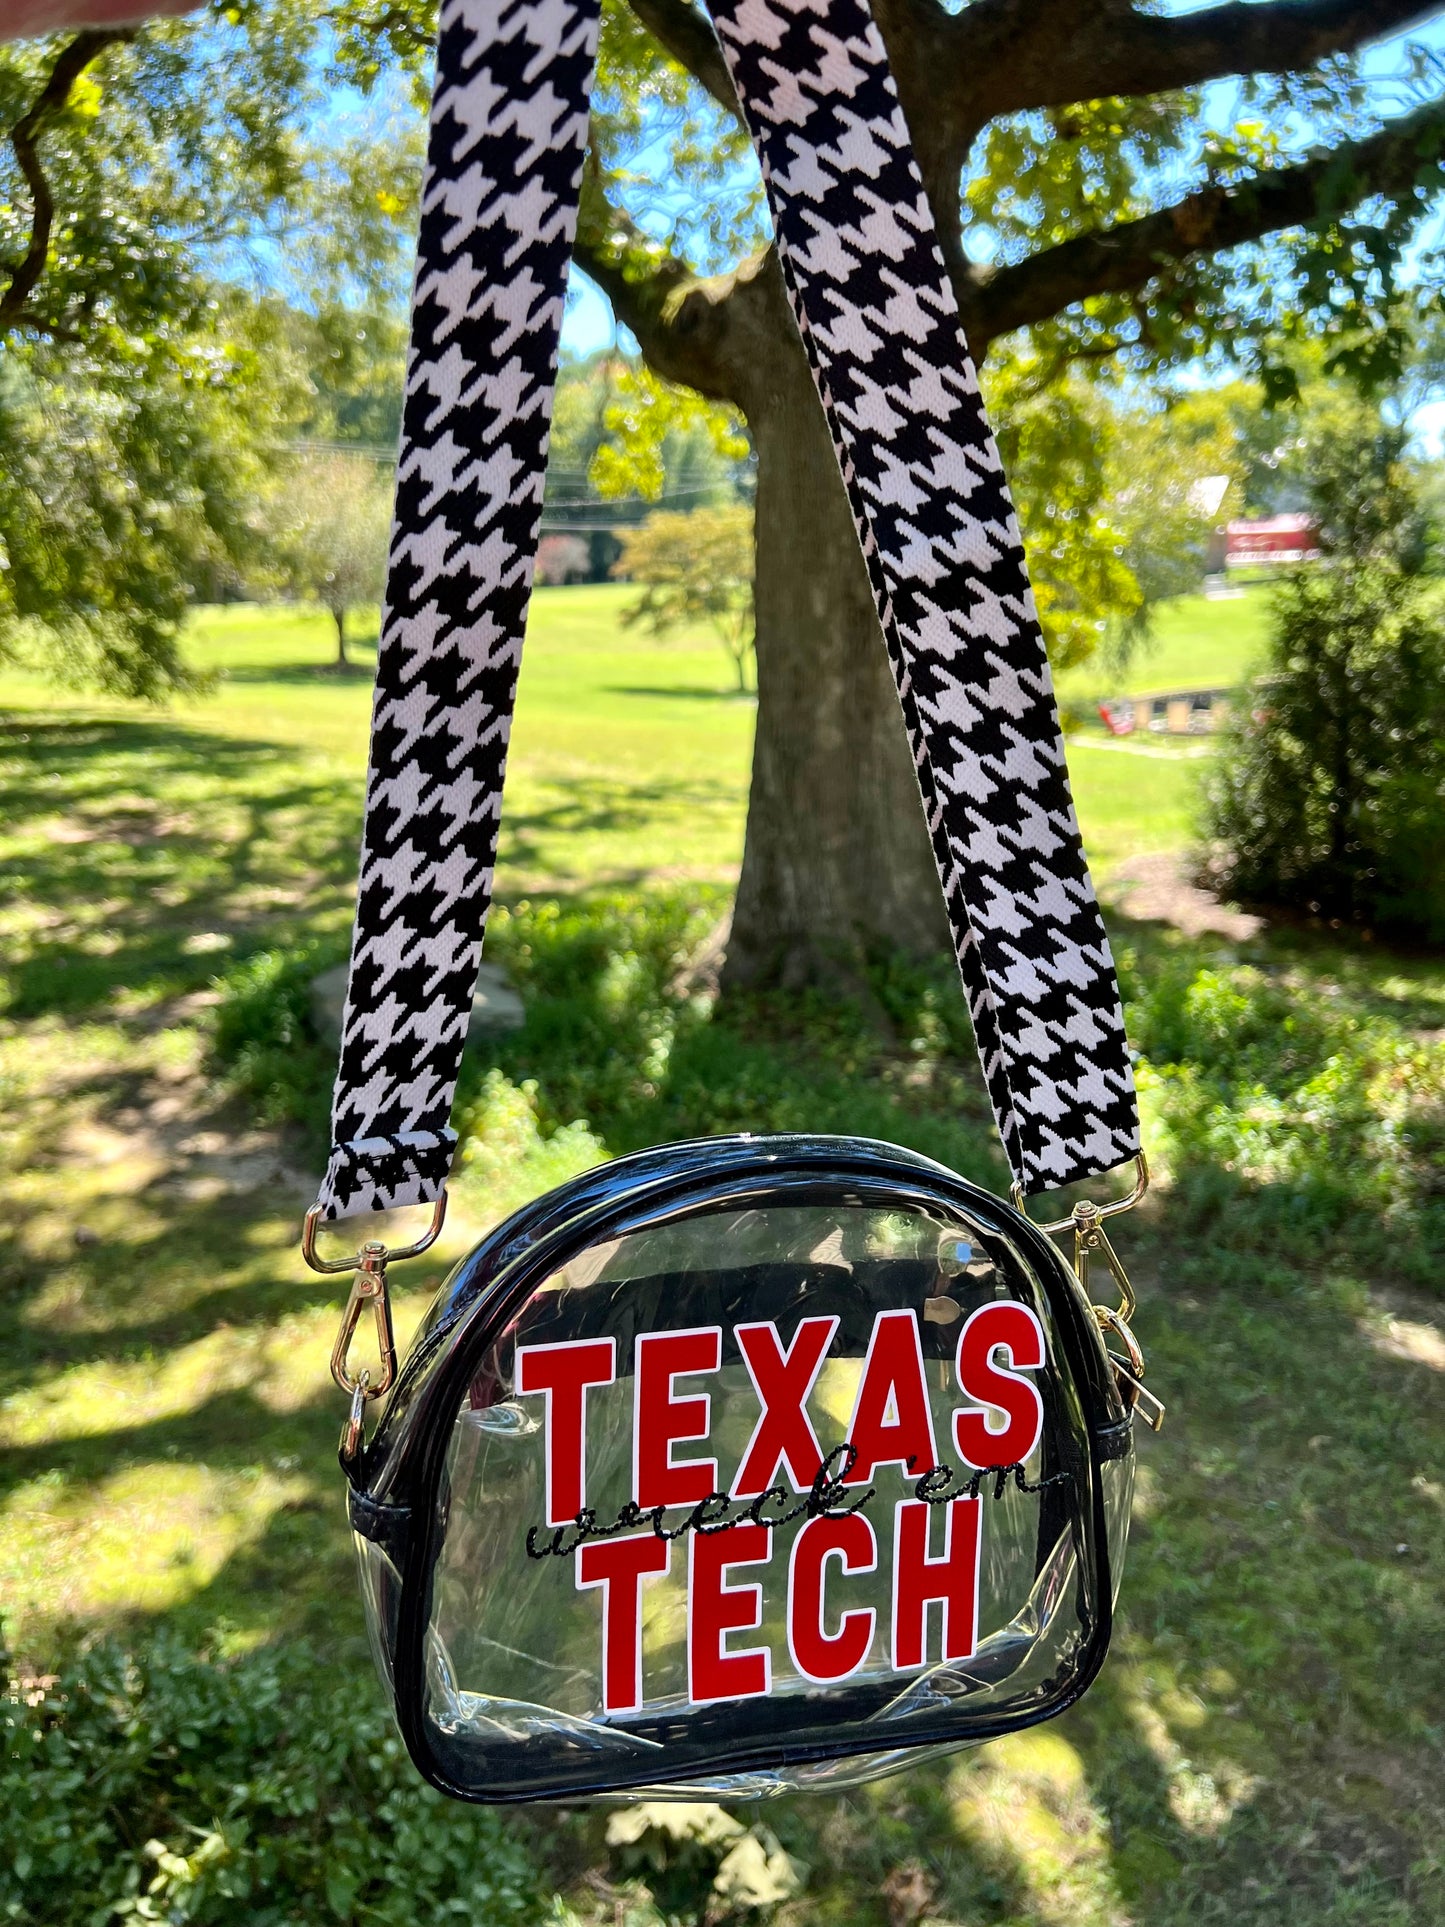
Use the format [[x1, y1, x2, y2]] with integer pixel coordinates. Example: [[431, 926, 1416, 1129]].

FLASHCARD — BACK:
[[953, 1302, 1046, 1470], [634, 1327, 721, 1509], [575, 1531, 671, 1714], [733, 1315, 838, 1496], [843, 1310, 938, 1485], [787, 1512, 877, 1682], [688, 1521, 772, 1703], [891, 1496, 981, 1671], [515, 1337, 616, 1527]]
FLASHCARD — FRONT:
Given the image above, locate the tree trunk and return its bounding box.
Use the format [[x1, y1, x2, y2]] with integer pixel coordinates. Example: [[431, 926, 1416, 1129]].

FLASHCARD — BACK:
[[333, 604, 348, 667], [722, 342, 949, 992]]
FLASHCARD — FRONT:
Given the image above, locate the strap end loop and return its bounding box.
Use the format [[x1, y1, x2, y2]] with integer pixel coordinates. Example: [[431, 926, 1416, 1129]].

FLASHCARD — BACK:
[[1011, 1150, 1149, 1235], [302, 1189, 449, 1275]]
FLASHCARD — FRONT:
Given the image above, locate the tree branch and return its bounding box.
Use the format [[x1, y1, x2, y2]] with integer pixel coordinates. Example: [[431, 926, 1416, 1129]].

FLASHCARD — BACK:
[[887, 0, 1443, 215], [1054, 0, 1445, 113], [968, 93, 1445, 349], [1, 28, 132, 335], [572, 150, 729, 387], [572, 157, 817, 426], [623, 0, 739, 118]]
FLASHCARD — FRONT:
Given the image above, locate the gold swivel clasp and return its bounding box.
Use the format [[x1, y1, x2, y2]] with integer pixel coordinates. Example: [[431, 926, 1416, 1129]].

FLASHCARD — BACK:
[[1015, 1153, 1164, 1433], [329, 1240, 397, 1400], [301, 1191, 449, 1404]]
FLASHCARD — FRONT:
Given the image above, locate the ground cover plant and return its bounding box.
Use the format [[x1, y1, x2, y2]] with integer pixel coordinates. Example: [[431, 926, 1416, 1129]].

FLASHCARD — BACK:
[[2, 595, 1441, 1925], [1207, 458, 1445, 939]]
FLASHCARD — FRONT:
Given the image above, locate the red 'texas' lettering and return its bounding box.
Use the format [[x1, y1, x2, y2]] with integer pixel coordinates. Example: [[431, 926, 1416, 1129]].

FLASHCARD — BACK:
[[634, 1327, 721, 1509], [953, 1302, 1046, 1470], [515, 1337, 616, 1527], [733, 1315, 838, 1496], [843, 1310, 938, 1485]]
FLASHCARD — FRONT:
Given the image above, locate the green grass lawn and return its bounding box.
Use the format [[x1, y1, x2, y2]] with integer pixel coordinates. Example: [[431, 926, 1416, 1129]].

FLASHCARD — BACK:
[[1056, 584, 1273, 704], [3, 585, 1207, 895], [2, 590, 1442, 1927]]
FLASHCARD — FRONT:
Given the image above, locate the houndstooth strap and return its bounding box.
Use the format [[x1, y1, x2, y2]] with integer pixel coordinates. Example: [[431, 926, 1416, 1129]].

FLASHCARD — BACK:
[[704, 0, 1139, 1187], [316, 0, 600, 1218], [315, 0, 1140, 1221]]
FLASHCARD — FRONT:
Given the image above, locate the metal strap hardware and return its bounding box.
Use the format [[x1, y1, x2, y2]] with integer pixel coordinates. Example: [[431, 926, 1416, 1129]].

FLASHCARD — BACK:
[[302, 1191, 448, 1409], [340, 1370, 371, 1467], [1110, 1357, 1166, 1433], [1011, 1151, 1149, 1237], [1013, 1152, 1162, 1431]]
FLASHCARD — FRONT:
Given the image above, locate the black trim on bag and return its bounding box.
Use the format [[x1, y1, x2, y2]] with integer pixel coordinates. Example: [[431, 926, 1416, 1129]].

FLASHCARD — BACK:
[[1094, 1418, 1134, 1464], [348, 1490, 413, 1569]]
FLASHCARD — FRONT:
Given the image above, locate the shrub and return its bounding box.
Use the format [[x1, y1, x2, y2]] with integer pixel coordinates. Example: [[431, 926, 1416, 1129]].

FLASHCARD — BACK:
[[1120, 945, 1445, 1275], [1204, 567, 1445, 939], [209, 944, 340, 1146], [2, 1631, 545, 1925], [1204, 407, 1445, 941], [457, 1067, 606, 1218]]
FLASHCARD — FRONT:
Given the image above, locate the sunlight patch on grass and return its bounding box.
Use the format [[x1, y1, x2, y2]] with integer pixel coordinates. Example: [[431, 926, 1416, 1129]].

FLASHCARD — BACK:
[[1121, 1667, 1260, 1837], [2, 1462, 310, 1635], [947, 1732, 1129, 1927], [0, 1310, 353, 1448]]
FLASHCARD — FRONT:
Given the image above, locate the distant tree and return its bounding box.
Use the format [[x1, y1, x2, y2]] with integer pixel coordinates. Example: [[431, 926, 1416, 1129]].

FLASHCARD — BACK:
[[1102, 391, 1243, 606], [618, 505, 754, 691], [273, 455, 392, 667], [0, 14, 419, 695], [562, 0, 1445, 988], [588, 359, 751, 510], [985, 353, 1144, 671], [977, 361, 1254, 675], [282, 304, 411, 453], [1205, 418, 1445, 939], [0, 297, 287, 698]]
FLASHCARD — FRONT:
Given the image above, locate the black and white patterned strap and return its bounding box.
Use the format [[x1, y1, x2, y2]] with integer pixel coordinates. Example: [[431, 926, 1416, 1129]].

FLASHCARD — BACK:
[[315, 0, 1141, 1223]]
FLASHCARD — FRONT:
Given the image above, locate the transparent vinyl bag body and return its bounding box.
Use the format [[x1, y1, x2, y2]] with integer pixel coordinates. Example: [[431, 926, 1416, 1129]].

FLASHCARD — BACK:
[[349, 1136, 1135, 1803]]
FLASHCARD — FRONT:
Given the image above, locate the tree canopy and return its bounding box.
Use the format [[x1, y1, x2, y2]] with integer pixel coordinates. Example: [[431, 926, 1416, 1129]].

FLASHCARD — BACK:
[[575, 0, 1445, 401], [0, 7, 420, 693]]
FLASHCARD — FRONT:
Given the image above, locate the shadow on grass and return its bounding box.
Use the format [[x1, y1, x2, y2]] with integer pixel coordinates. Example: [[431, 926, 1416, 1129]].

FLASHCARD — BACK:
[[218, 658, 378, 685], [1103, 889, 1445, 1031], [0, 1138, 456, 1397], [602, 684, 756, 702], [5, 709, 1442, 1922], [0, 713, 362, 1020], [498, 772, 747, 883]]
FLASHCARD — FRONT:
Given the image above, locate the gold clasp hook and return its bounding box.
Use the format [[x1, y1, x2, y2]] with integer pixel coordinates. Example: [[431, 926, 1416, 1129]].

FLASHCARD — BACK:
[[1012, 1152, 1164, 1431], [329, 1241, 397, 1399], [1069, 1203, 1138, 1326], [301, 1192, 448, 1402]]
